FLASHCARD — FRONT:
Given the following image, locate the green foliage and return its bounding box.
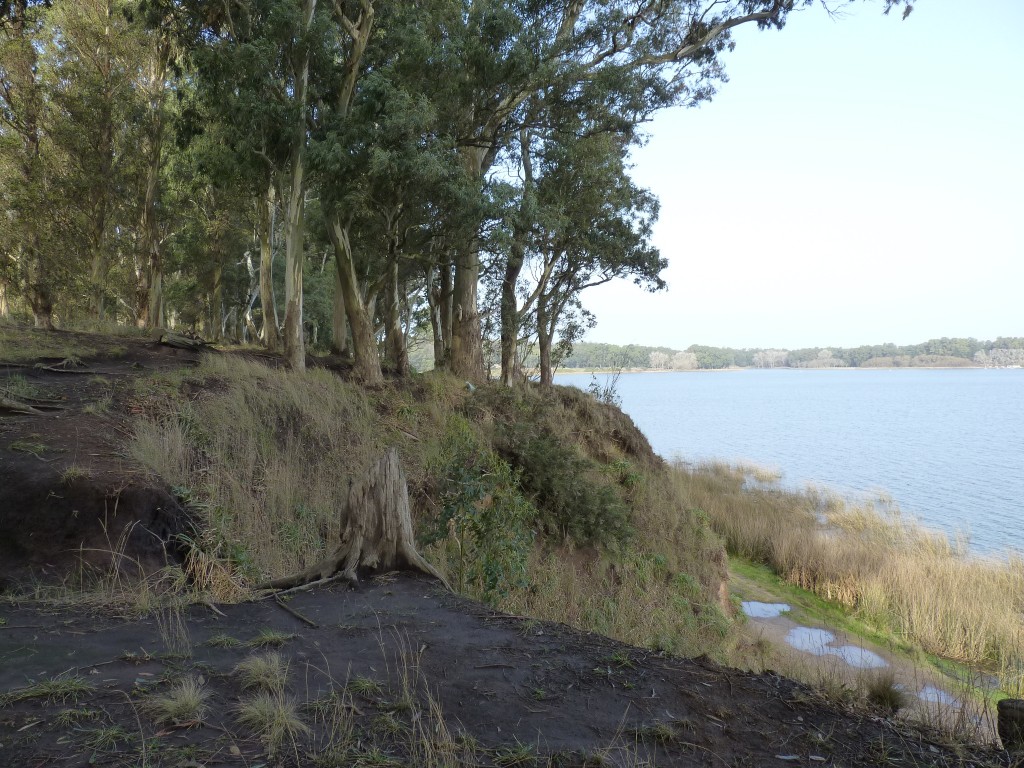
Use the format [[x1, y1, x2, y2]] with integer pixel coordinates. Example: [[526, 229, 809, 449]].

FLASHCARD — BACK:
[[498, 422, 632, 549], [422, 417, 534, 604]]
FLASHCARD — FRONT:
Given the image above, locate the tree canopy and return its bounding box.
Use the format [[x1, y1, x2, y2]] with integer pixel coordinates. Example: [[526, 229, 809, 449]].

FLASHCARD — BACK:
[[0, 0, 914, 383]]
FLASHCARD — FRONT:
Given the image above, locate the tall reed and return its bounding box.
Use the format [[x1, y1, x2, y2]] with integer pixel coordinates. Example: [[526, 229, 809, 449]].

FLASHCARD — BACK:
[[675, 461, 1024, 694]]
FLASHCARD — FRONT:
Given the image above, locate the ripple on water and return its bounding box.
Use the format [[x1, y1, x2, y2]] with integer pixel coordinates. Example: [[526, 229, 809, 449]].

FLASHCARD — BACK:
[[784, 627, 888, 669], [741, 601, 791, 618]]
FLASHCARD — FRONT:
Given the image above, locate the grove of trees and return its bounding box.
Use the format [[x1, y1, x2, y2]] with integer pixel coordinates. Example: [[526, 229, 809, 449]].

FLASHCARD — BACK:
[[1, 0, 913, 384]]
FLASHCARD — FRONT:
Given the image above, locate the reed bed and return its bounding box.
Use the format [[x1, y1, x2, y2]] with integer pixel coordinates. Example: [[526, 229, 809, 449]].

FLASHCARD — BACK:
[[674, 461, 1024, 694]]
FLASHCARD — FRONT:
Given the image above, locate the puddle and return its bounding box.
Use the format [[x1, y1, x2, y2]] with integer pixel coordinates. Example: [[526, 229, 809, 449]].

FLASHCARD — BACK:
[[831, 645, 887, 669], [741, 601, 791, 618], [784, 626, 888, 669], [919, 685, 959, 707], [786, 626, 835, 654]]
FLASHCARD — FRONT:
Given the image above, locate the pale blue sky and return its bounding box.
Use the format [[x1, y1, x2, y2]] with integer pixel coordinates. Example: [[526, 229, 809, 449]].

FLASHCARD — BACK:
[[582, 1, 1024, 350]]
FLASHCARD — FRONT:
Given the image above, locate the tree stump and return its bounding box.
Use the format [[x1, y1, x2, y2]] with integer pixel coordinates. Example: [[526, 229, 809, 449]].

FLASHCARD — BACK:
[[257, 448, 448, 591], [998, 698, 1024, 752]]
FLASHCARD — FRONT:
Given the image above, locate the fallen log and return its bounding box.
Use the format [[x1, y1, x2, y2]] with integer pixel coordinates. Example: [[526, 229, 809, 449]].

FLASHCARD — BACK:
[[0, 396, 45, 415], [256, 448, 449, 591], [157, 332, 208, 351]]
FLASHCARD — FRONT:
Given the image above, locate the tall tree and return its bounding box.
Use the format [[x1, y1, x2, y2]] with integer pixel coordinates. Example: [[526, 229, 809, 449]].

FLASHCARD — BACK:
[[0, 0, 58, 327]]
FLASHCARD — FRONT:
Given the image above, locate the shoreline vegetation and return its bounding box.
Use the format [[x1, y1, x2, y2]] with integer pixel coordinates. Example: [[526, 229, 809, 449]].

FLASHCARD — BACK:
[[552, 338, 1024, 372], [684, 461, 1024, 702]]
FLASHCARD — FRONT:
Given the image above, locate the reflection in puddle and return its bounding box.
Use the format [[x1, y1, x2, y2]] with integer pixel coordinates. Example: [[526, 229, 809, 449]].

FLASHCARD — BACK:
[[784, 626, 887, 669], [919, 685, 959, 707], [741, 601, 791, 618]]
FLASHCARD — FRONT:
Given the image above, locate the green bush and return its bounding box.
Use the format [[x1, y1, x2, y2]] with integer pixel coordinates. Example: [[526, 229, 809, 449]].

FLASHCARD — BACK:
[[423, 418, 535, 603], [497, 423, 632, 549]]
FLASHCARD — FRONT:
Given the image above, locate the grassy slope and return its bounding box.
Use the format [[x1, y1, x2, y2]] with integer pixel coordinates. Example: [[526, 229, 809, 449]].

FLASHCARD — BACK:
[[130, 353, 735, 660]]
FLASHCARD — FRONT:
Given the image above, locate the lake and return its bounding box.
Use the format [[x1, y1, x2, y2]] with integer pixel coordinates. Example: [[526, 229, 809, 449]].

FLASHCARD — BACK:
[[554, 368, 1024, 556]]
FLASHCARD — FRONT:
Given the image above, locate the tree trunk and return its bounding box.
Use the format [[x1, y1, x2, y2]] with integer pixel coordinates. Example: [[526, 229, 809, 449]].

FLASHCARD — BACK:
[[210, 262, 223, 342], [331, 267, 349, 355], [139, 33, 170, 330], [328, 215, 383, 384], [537, 301, 553, 386], [258, 181, 280, 352], [257, 448, 448, 591], [281, 0, 317, 371], [282, 153, 306, 370], [383, 225, 408, 377], [88, 5, 114, 321], [451, 145, 487, 382], [500, 131, 534, 385]]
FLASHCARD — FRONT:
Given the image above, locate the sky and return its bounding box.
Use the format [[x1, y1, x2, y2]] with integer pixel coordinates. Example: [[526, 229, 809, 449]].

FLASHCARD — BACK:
[[580, 1, 1024, 350]]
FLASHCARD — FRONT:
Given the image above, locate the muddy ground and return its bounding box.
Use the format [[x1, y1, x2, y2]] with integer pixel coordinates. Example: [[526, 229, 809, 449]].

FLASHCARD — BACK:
[[0, 328, 1012, 767]]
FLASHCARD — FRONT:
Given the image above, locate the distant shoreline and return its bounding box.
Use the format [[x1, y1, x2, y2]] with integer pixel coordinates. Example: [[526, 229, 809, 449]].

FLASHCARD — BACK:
[[553, 364, 1021, 375]]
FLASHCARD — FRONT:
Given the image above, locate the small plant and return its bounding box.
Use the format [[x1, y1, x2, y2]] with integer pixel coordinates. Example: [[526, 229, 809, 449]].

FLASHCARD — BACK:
[[493, 739, 540, 766], [235, 652, 289, 693], [9, 438, 49, 458], [61, 465, 91, 484], [4, 673, 94, 704], [348, 675, 384, 697], [863, 670, 909, 714], [235, 692, 310, 752], [248, 627, 296, 648], [82, 724, 130, 751], [83, 395, 113, 415], [586, 369, 623, 407], [205, 632, 243, 648], [635, 721, 678, 744], [55, 707, 102, 726], [146, 677, 210, 725]]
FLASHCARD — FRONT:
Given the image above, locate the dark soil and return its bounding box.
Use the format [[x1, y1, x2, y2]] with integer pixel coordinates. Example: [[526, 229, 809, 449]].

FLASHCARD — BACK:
[[0, 574, 1009, 767], [0, 328, 200, 584], [0, 329, 1010, 767]]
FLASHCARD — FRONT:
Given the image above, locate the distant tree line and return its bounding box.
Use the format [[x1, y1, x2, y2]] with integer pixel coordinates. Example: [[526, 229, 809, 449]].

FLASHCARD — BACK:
[[562, 338, 1024, 370]]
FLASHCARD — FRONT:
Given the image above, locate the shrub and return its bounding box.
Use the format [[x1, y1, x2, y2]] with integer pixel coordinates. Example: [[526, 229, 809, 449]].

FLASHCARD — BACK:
[[422, 417, 534, 603]]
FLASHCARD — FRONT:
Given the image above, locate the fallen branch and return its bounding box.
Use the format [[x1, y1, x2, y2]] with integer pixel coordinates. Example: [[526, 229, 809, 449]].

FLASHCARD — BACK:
[[273, 596, 319, 628]]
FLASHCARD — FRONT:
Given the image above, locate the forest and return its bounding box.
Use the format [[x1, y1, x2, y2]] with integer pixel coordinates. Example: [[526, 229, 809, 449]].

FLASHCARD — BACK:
[[562, 337, 1024, 370], [1, 0, 913, 385]]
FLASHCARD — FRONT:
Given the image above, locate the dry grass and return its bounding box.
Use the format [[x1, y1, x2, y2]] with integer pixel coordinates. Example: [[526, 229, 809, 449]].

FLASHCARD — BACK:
[[130, 357, 738, 661], [235, 692, 311, 753], [235, 652, 290, 693], [131, 354, 383, 581], [145, 677, 210, 725], [679, 461, 1024, 693]]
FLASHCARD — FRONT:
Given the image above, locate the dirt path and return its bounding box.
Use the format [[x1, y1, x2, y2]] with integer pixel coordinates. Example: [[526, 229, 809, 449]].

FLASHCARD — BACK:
[[0, 575, 1008, 767]]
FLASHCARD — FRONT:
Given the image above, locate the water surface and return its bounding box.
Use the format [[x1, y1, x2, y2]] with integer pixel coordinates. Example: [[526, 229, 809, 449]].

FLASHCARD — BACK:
[[556, 368, 1024, 555]]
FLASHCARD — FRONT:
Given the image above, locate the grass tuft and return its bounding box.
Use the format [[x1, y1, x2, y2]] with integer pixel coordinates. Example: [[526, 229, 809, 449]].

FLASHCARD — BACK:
[[145, 677, 210, 725], [3, 673, 94, 704], [235, 692, 310, 752], [235, 652, 290, 693]]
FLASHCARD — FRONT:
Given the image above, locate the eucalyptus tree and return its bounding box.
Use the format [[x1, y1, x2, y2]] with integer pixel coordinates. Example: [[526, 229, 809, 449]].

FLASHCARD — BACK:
[[180, 0, 335, 368], [428, 0, 914, 382], [46, 0, 141, 321], [529, 131, 663, 385], [0, 0, 61, 326]]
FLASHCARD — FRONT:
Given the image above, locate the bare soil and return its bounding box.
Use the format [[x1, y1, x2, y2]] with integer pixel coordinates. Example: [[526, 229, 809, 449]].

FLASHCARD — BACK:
[[0, 328, 1010, 767]]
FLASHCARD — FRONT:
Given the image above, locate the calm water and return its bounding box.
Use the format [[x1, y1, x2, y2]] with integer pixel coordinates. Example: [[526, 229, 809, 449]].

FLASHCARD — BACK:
[[555, 369, 1024, 556]]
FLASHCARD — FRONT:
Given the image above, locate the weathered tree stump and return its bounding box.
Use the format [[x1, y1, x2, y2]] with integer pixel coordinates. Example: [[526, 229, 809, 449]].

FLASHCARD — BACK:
[[257, 448, 448, 591], [998, 698, 1024, 752]]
